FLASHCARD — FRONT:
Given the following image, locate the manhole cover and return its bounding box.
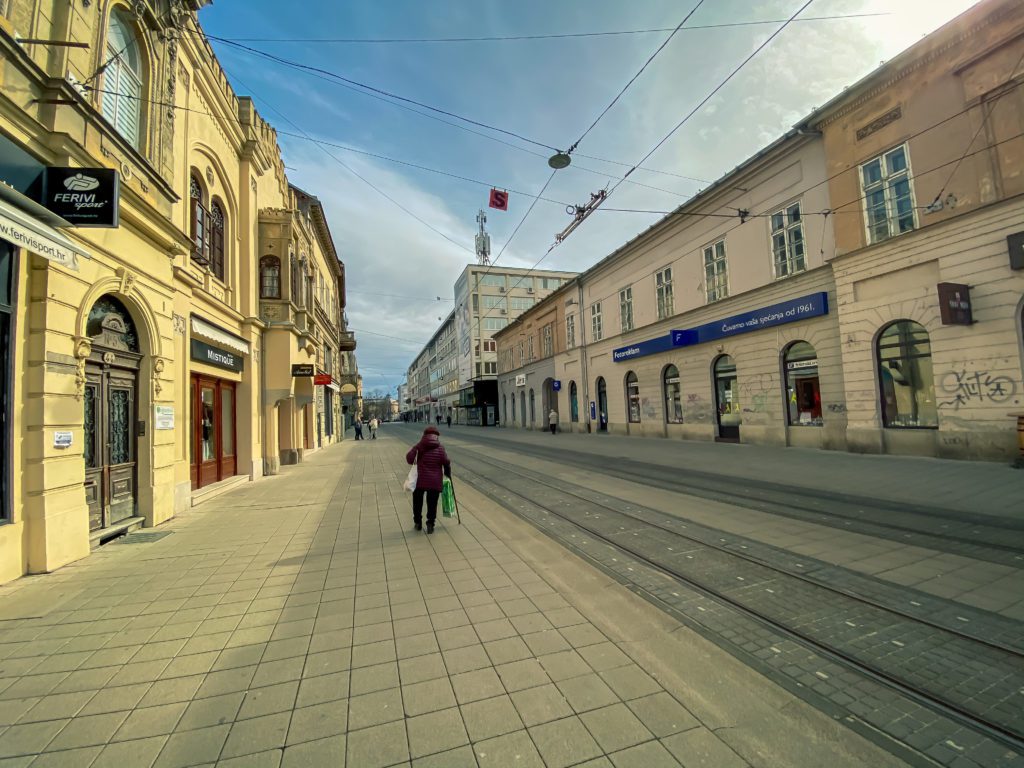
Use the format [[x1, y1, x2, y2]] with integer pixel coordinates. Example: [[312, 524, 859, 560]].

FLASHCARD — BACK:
[[114, 531, 173, 544]]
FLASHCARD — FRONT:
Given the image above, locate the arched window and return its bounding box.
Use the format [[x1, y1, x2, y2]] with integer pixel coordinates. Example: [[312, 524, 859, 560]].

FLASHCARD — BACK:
[[529, 389, 535, 424], [596, 377, 608, 430], [519, 390, 526, 427], [877, 321, 937, 428], [102, 10, 143, 148], [511, 393, 516, 424], [625, 372, 640, 423], [260, 256, 281, 299], [663, 365, 682, 423], [209, 200, 225, 281], [190, 174, 208, 266], [569, 381, 579, 422], [784, 342, 822, 426]]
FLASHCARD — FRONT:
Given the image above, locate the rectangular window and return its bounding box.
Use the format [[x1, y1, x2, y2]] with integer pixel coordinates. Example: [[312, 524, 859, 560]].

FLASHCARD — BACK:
[[656, 268, 674, 320], [566, 314, 576, 349], [483, 339, 496, 352], [619, 287, 634, 332], [540, 277, 561, 289], [591, 302, 603, 341], [482, 318, 507, 331], [510, 297, 534, 311], [484, 362, 497, 375], [703, 240, 729, 303], [483, 296, 506, 310], [472, 294, 479, 311], [518, 342, 525, 366], [771, 203, 806, 278], [542, 324, 553, 358], [527, 335, 535, 361], [478, 273, 506, 289], [861, 144, 916, 243]]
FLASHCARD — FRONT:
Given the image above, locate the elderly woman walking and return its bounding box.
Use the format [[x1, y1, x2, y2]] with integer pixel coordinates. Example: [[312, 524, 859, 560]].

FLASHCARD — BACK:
[[405, 426, 451, 534]]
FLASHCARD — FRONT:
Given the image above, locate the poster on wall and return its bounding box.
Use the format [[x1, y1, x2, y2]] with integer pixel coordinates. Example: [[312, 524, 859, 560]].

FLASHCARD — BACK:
[[154, 405, 175, 430]]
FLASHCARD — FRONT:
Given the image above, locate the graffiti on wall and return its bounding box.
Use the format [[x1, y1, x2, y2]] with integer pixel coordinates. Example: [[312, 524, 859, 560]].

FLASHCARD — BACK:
[[684, 393, 712, 423], [641, 397, 657, 420], [937, 370, 1017, 409]]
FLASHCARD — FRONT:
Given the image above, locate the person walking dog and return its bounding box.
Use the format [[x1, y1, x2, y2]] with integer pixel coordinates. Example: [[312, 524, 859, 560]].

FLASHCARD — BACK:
[[405, 426, 451, 534], [548, 409, 558, 435]]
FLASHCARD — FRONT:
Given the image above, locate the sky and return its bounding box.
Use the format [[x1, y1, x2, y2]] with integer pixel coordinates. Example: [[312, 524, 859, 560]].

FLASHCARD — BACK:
[[199, 0, 981, 396]]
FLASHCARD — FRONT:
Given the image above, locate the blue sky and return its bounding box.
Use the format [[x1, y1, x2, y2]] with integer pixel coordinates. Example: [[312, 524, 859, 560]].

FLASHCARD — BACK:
[[200, 0, 979, 395]]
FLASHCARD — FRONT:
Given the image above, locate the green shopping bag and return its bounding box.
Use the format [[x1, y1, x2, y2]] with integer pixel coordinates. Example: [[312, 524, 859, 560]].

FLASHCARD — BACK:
[[441, 478, 456, 518]]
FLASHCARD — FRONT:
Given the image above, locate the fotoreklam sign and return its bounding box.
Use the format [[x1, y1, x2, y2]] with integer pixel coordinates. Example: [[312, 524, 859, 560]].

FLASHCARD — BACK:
[[42, 167, 120, 227]]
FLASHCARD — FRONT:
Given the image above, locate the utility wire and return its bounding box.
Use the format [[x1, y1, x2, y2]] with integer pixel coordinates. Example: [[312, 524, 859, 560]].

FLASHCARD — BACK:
[[568, 1, 706, 154], [194, 14, 887, 44]]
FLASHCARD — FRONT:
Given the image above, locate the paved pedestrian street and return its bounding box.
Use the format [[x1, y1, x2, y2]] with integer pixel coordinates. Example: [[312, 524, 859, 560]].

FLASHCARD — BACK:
[[0, 436, 905, 768]]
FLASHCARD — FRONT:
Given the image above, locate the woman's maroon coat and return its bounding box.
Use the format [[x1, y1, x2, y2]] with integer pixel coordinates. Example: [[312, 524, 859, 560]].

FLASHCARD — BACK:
[[406, 434, 451, 491]]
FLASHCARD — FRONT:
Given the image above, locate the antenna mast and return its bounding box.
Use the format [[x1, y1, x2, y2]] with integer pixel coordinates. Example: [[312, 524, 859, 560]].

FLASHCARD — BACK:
[[475, 209, 491, 266]]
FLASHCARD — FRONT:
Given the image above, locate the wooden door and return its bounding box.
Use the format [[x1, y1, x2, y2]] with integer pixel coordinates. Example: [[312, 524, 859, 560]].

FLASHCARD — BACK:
[[190, 375, 236, 490], [84, 361, 138, 531]]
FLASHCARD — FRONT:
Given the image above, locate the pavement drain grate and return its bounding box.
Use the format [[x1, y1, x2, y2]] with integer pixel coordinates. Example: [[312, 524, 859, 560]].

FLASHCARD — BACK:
[[113, 531, 173, 544]]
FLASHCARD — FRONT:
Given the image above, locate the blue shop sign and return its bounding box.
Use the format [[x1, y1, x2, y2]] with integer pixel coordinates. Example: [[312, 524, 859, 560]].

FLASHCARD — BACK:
[[611, 334, 675, 362], [552, 380, 561, 391], [612, 292, 829, 361]]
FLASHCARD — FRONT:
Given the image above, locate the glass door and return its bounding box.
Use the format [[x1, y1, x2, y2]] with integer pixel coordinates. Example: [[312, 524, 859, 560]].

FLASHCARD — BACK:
[[714, 355, 741, 441]]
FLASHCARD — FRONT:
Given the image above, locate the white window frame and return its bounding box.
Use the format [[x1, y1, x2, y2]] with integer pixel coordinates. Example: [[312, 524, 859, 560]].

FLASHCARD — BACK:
[[542, 324, 553, 358], [566, 313, 576, 349], [860, 144, 917, 244], [619, 287, 634, 333], [591, 302, 603, 342], [102, 11, 143, 149], [655, 267, 673, 320], [770, 201, 806, 279], [703, 240, 729, 303]]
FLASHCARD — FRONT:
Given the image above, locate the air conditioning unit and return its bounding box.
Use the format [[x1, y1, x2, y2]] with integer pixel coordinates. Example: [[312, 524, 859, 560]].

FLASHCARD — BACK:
[[527, 287, 534, 294], [500, 309, 507, 314]]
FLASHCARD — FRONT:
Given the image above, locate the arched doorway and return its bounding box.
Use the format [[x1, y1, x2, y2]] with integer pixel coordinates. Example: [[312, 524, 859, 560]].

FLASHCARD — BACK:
[[569, 381, 579, 423], [520, 390, 526, 428], [596, 377, 608, 431], [83, 295, 142, 532], [713, 355, 740, 441], [529, 389, 536, 427]]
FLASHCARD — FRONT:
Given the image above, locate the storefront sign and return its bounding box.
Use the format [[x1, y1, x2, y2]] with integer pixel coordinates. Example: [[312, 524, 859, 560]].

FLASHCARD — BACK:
[[53, 430, 73, 448], [291, 364, 314, 377], [0, 200, 86, 271], [42, 167, 119, 227], [191, 339, 243, 372], [937, 282, 973, 325], [314, 373, 332, 386], [672, 292, 829, 348], [552, 380, 561, 391], [786, 359, 818, 371], [612, 334, 675, 362], [515, 374, 526, 386], [154, 405, 175, 430]]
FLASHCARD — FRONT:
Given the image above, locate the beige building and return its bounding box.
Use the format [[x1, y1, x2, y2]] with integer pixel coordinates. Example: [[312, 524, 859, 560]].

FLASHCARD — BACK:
[[0, 1, 355, 586], [801, 0, 1024, 461], [499, 131, 844, 449]]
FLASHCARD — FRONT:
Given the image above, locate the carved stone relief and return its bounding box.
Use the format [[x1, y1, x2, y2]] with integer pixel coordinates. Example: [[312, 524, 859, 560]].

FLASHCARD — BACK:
[[172, 313, 186, 335]]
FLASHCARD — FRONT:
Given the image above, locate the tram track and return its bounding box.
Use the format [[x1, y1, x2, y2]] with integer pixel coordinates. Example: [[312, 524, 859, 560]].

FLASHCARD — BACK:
[[452, 450, 1024, 763], [442, 430, 1024, 565]]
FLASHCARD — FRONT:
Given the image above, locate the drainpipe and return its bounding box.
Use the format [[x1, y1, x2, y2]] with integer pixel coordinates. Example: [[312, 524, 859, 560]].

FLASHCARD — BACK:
[[578, 281, 591, 433]]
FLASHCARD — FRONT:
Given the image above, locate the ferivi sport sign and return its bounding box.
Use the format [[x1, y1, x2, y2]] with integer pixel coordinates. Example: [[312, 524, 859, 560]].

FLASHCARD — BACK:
[[42, 167, 120, 227]]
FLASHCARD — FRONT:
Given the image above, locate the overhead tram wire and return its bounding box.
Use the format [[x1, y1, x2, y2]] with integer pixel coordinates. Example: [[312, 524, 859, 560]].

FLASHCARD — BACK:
[[196, 13, 888, 44], [475, 1, 819, 313], [566, 1, 706, 156]]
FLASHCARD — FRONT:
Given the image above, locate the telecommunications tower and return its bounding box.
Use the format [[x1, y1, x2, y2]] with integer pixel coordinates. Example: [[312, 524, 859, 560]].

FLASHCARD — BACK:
[[474, 209, 491, 266]]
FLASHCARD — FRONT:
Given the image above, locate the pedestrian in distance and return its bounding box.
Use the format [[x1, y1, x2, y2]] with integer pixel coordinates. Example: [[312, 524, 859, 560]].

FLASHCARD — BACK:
[[354, 418, 363, 440], [369, 417, 378, 439], [446, 414, 452, 429], [406, 426, 451, 534], [548, 409, 558, 435]]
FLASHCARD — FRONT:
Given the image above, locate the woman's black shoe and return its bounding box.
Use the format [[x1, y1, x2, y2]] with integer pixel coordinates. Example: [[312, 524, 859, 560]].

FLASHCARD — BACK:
[[426, 525, 435, 534], [414, 522, 422, 531]]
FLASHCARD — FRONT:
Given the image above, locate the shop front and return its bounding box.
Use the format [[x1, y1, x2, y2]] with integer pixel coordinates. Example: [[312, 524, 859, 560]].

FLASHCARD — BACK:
[[188, 317, 247, 490]]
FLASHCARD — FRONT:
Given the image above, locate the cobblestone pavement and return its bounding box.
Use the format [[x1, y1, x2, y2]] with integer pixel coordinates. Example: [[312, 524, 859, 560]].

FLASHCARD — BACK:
[[422, 425, 1024, 619], [0, 435, 906, 767]]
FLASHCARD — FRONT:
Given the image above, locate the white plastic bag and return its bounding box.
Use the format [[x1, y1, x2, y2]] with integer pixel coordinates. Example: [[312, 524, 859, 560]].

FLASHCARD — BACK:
[[403, 465, 417, 492]]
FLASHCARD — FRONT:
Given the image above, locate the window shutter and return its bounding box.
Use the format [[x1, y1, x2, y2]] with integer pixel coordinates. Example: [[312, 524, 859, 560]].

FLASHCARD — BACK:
[[116, 69, 141, 148], [101, 53, 121, 126], [189, 197, 201, 259]]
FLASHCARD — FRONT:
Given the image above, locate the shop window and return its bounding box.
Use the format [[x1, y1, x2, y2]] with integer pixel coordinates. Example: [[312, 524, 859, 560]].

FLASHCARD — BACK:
[[260, 256, 280, 299], [0, 242, 15, 523], [102, 9, 144, 149], [877, 320, 937, 428], [625, 371, 640, 423], [784, 341, 822, 426], [569, 381, 579, 422], [663, 365, 682, 424]]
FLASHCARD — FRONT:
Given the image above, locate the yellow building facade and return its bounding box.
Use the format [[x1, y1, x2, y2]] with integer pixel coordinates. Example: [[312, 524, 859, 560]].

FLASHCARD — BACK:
[[0, 0, 355, 585]]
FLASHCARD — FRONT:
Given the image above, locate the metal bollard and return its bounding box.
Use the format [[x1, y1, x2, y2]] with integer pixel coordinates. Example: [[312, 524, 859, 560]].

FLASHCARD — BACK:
[[1010, 412, 1024, 469]]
